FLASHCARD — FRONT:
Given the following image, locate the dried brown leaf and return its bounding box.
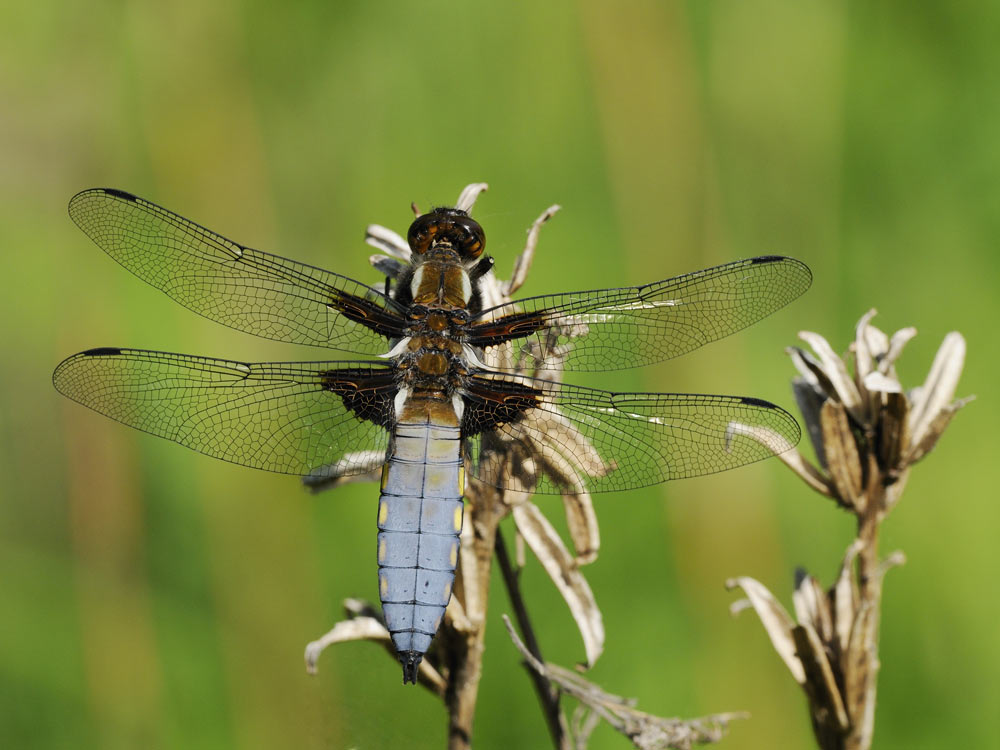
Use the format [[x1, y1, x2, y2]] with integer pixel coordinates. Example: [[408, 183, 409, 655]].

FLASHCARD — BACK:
[[819, 401, 863, 507], [878, 391, 910, 473], [792, 624, 850, 731]]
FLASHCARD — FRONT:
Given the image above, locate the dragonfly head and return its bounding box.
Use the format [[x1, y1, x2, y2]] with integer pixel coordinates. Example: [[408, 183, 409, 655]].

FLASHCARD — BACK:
[[408, 207, 485, 260]]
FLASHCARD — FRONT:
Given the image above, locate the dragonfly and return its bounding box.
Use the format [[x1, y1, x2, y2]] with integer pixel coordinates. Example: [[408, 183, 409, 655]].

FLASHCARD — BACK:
[[53, 188, 812, 684]]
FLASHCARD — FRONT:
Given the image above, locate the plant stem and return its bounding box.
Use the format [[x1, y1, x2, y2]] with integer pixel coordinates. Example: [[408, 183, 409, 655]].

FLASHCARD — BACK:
[[495, 528, 569, 750]]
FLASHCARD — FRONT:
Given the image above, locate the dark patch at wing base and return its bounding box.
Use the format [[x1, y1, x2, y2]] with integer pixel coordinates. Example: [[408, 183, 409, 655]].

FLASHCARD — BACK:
[[327, 290, 407, 340], [321, 367, 398, 428], [461, 376, 542, 436], [465, 310, 550, 348]]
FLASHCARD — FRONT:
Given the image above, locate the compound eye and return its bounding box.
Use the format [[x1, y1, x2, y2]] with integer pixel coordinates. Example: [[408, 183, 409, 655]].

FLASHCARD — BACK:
[[454, 216, 485, 259], [407, 213, 439, 255]]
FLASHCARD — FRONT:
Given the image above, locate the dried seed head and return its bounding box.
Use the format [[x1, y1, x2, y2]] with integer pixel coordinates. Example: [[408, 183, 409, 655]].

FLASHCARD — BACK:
[[759, 311, 971, 515]]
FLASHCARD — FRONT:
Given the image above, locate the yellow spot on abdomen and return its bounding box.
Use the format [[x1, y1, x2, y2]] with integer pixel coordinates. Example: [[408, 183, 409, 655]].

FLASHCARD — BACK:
[[379, 573, 389, 597], [449, 542, 458, 568], [378, 538, 387, 563], [442, 581, 452, 602], [458, 466, 466, 494], [453, 505, 463, 532], [378, 500, 388, 525], [380, 465, 390, 491]]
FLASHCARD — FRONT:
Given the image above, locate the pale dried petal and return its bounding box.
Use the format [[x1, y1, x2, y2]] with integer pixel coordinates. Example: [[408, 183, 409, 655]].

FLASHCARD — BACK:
[[853, 309, 879, 384], [304, 616, 390, 674], [862, 371, 902, 394], [799, 330, 865, 421], [302, 450, 384, 493], [369, 255, 407, 280], [503, 204, 561, 296], [457, 496, 486, 619], [787, 346, 825, 389], [725, 410, 835, 496], [907, 396, 974, 463], [792, 623, 850, 731], [910, 332, 967, 448], [726, 577, 805, 684], [819, 401, 863, 507], [527, 436, 601, 563], [445, 589, 474, 634], [303, 597, 452, 689], [365, 223, 410, 260], [513, 502, 604, 666], [832, 542, 861, 656], [793, 571, 833, 644], [562, 490, 600, 565], [844, 600, 877, 736], [724, 421, 797, 456], [455, 182, 489, 213], [882, 326, 917, 372], [779, 449, 835, 497], [860, 315, 890, 362], [526, 409, 614, 479]]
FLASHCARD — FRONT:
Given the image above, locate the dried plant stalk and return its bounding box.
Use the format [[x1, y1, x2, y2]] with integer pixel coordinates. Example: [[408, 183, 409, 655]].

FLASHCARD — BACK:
[[730, 311, 970, 749], [503, 617, 746, 750]]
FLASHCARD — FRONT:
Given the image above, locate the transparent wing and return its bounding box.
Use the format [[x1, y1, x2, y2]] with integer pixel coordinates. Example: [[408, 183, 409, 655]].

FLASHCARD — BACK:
[[463, 372, 800, 494], [467, 256, 811, 372], [68, 189, 406, 354], [53, 348, 396, 478]]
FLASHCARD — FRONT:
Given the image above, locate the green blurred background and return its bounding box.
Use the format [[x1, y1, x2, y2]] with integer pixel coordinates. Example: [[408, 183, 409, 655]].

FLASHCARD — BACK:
[[1, 1, 996, 748]]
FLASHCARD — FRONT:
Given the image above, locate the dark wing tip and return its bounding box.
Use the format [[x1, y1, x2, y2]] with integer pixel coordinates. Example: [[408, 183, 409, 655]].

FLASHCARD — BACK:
[[98, 188, 137, 201], [69, 186, 137, 205], [82, 346, 123, 357], [68, 188, 138, 220], [738, 395, 802, 449], [399, 651, 423, 684], [753, 254, 813, 285], [53, 347, 124, 392], [739, 395, 776, 408]]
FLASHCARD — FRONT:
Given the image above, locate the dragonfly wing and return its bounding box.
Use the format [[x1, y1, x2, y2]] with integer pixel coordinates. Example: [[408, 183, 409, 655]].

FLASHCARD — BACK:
[[467, 256, 811, 372], [462, 372, 800, 494], [69, 189, 406, 354]]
